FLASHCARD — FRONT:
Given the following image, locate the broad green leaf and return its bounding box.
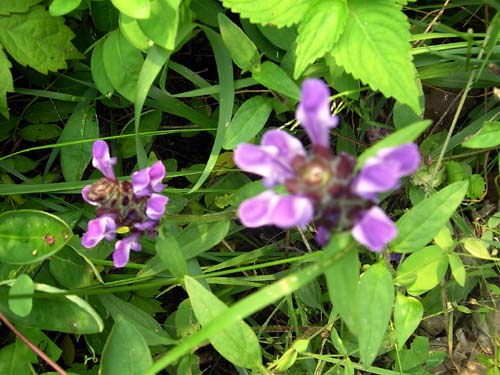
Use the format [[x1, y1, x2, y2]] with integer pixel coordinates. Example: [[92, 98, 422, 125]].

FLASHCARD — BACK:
[[119, 13, 151, 51], [294, 0, 347, 78], [138, 0, 180, 50], [19, 124, 61, 142], [462, 121, 500, 148], [98, 294, 176, 346], [0, 6, 79, 74], [0, 0, 41, 14], [49, 0, 81, 16], [0, 48, 13, 118], [325, 245, 360, 334], [49, 246, 94, 289], [449, 253, 466, 287], [0, 284, 103, 334], [252, 61, 300, 100], [394, 293, 423, 347], [8, 274, 34, 317], [190, 0, 224, 27], [391, 181, 469, 253], [0, 210, 72, 264], [396, 245, 449, 296], [91, 39, 115, 98], [90, 0, 119, 31], [111, 0, 150, 19], [218, 13, 260, 72], [433, 225, 454, 251], [24, 100, 74, 123], [357, 119, 431, 169], [221, 0, 311, 28], [179, 221, 231, 259], [462, 238, 492, 260], [103, 30, 144, 101], [223, 96, 273, 150], [59, 103, 99, 182], [185, 276, 263, 369], [156, 228, 188, 279], [331, 0, 421, 113], [100, 315, 152, 375], [357, 262, 394, 366], [0, 343, 32, 375], [467, 174, 485, 200]]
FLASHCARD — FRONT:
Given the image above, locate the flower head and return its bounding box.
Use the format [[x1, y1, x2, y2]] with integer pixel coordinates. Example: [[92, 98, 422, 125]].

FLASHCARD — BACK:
[[234, 79, 420, 252], [81, 141, 168, 267]]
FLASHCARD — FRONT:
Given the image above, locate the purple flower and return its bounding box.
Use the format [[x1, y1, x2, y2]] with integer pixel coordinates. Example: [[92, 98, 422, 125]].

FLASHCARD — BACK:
[[82, 141, 168, 267], [233, 79, 420, 252]]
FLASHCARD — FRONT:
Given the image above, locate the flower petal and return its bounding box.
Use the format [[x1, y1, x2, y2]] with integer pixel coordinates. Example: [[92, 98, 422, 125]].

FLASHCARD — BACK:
[[92, 140, 117, 179], [351, 207, 397, 252], [238, 191, 313, 229], [146, 193, 168, 220], [296, 79, 338, 147], [82, 185, 98, 206], [132, 162, 166, 198], [149, 161, 166, 192], [378, 143, 420, 176], [113, 233, 142, 268], [81, 215, 117, 248]]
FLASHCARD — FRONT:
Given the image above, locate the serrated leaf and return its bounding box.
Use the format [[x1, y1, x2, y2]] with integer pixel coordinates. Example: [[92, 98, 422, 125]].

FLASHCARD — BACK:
[[185, 276, 263, 369], [331, 0, 421, 113], [59, 103, 99, 182], [49, 0, 81, 16], [218, 13, 260, 72], [394, 293, 423, 348], [100, 315, 152, 375], [221, 0, 311, 28], [111, 0, 150, 19], [294, 0, 347, 78], [103, 30, 144, 101], [391, 181, 469, 253], [357, 262, 394, 366], [0, 0, 41, 14], [0, 6, 80, 74], [0, 48, 13, 118]]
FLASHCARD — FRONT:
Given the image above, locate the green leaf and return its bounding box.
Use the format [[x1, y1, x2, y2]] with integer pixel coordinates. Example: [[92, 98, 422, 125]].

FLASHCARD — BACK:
[[396, 246, 449, 296], [394, 293, 423, 347], [357, 262, 394, 366], [325, 244, 360, 334], [111, 0, 150, 19], [221, 0, 311, 28], [98, 294, 176, 346], [448, 253, 466, 287], [0, 343, 32, 375], [8, 274, 34, 317], [294, 0, 347, 78], [462, 121, 500, 149], [103, 30, 144, 101], [0, 0, 41, 14], [0, 284, 103, 334], [59, 103, 99, 182], [331, 0, 421, 113], [185, 276, 263, 369], [467, 174, 485, 200], [90, 0, 118, 31], [138, 0, 180, 50], [0, 48, 13, 118], [356, 120, 431, 169], [49, 0, 81, 16], [91, 39, 115, 98], [120, 110, 162, 158], [19, 124, 61, 142], [156, 228, 188, 279], [252, 61, 300, 100], [391, 181, 469, 253], [0, 210, 72, 264], [462, 238, 492, 260], [100, 315, 152, 375], [119, 13, 151, 51], [49, 246, 94, 289], [218, 13, 260, 72], [0, 6, 80, 74], [223, 96, 273, 150]]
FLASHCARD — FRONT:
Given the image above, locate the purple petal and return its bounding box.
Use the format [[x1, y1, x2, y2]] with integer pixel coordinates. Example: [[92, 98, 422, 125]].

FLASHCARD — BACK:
[[92, 140, 117, 179], [81, 215, 117, 248], [132, 162, 166, 198], [378, 143, 420, 176], [315, 226, 331, 246], [238, 191, 313, 229], [113, 233, 142, 268], [351, 207, 397, 252], [146, 193, 168, 220], [82, 185, 98, 206], [296, 79, 338, 147], [234, 130, 305, 187]]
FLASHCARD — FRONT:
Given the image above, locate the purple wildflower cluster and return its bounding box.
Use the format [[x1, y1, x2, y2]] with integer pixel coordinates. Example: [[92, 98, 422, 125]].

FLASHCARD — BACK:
[[234, 79, 420, 252], [81, 141, 168, 267]]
